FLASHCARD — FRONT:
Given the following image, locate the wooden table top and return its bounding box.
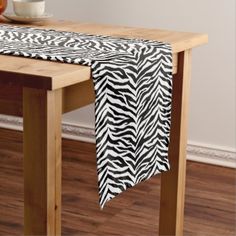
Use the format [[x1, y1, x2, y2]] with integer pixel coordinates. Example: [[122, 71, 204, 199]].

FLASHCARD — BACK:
[[0, 18, 208, 90]]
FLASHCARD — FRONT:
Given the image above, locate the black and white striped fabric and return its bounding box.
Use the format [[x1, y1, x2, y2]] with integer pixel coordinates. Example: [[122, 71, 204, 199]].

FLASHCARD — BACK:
[[0, 24, 173, 208]]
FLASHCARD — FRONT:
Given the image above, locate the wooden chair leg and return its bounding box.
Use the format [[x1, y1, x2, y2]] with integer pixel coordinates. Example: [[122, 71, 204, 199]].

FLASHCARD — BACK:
[[23, 88, 62, 235], [159, 50, 192, 236]]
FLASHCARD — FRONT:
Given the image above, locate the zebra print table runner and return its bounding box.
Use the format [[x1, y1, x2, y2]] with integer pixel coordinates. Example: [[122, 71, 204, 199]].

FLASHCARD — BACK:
[[0, 25, 173, 208]]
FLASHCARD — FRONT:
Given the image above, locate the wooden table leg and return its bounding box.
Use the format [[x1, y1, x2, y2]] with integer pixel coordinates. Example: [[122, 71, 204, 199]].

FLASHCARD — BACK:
[[23, 88, 62, 235], [159, 50, 192, 236]]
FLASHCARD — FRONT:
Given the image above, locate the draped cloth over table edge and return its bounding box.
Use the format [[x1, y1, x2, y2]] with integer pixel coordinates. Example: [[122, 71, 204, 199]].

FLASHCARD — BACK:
[[0, 24, 173, 208]]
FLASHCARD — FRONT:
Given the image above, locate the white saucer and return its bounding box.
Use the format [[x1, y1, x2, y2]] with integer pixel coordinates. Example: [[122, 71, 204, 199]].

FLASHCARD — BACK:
[[3, 13, 53, 23]]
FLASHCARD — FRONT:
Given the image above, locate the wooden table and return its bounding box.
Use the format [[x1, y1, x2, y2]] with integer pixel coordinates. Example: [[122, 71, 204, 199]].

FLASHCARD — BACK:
[[0, 18, 208, 236]]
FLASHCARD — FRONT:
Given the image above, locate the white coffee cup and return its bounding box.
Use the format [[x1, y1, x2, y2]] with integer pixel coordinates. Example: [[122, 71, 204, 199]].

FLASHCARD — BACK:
[[13, 0, 45, 17]]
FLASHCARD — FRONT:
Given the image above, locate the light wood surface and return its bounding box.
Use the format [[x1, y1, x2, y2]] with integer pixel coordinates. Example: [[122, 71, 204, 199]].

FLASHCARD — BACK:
[[0, 18, 207, 90], [23, 88, 62, 235], [0, 55, 176, 117], [159, 50, 192, 235], [62, 80, 95, 113], [0, 80, 96, 116], [0, 129, 235, 236], [0, 53, 177, 90], [0, 18, 208, 236]]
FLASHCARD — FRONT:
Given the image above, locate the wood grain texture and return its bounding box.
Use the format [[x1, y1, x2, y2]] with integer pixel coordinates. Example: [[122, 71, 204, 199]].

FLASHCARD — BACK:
[[0, 54, 177, 117], [0, 18, 207, 90], [0, 128, 235, 236], [0, 17, 209, 236], [159, 50, 192, 236], [23, 88, 62, 235], [62, 79, 95, 114], [0, 80, 95, 116], [0, 84, 22, 116]]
